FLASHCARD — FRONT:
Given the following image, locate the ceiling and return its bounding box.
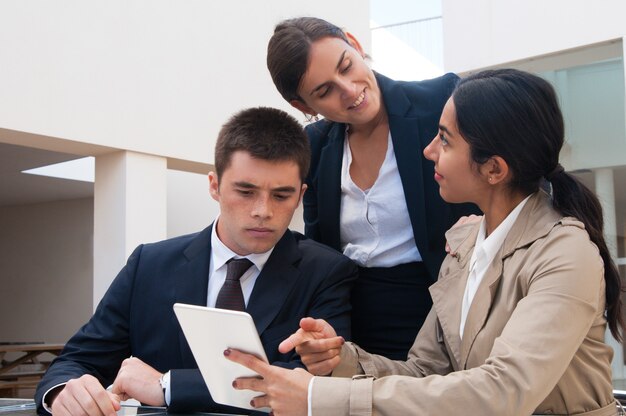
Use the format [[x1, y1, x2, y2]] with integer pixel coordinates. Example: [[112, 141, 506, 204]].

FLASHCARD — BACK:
[[0, 142, 93, 207]]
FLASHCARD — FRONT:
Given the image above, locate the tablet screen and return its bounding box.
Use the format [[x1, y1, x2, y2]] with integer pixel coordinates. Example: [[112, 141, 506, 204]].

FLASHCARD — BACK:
[[173, 303, 270, 413]]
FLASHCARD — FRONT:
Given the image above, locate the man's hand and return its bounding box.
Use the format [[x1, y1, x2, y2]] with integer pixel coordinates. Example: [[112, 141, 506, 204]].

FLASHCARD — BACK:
[[226, 348, 311, 416], [110, 357, 165, 406], [49, 374, 120, 416], [279, 317, 344, 375]]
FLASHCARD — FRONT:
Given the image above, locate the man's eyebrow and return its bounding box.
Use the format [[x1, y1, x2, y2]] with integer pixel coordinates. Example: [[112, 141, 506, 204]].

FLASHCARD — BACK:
[[233, 181, 258, 189], [309, 50, 347, 96], [233, 182, 296, 193], [272, 186, 297, 193]]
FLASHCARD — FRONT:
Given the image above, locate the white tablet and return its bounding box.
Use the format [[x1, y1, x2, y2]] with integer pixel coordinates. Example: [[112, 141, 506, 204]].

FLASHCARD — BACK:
[[173, 303, 270, 413]]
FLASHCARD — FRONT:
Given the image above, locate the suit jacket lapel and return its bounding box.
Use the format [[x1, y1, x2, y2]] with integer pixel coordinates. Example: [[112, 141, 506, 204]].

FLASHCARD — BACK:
[[377, 73, 429, 257], [246, 231, 302, 335], [317, 123, 345, 250], [175, 225, 212, 367]]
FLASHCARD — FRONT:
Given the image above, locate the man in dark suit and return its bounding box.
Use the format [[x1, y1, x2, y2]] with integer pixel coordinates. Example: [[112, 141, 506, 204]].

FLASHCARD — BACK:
[[35, 107, 357, 416]]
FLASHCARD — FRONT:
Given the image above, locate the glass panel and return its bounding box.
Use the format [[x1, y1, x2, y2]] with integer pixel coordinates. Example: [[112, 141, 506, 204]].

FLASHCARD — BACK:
[[544, 57, 626, 371]]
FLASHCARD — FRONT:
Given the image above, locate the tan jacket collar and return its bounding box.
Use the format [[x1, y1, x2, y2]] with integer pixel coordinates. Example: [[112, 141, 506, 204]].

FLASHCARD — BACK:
[[431, 191, 575, 369]]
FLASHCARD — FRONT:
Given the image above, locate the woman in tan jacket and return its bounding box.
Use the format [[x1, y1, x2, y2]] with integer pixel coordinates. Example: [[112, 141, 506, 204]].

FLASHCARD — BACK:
[[226, 69, 624, 415]]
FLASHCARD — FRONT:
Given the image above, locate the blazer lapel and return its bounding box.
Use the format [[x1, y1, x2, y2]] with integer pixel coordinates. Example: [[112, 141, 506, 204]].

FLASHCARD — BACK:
[[175, 225, 212, 367], [389, 113, 428, 255], [246, 231, 302, 335], [317, 123, 345, 250], [377, 73, 429, 257]]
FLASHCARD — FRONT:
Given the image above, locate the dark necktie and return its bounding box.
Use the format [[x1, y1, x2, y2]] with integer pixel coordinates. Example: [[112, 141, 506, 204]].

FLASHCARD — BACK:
[[215, 258, 253, 311]]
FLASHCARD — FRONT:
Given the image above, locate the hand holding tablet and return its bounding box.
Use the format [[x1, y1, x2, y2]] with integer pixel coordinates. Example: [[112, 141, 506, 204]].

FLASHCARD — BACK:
[[173, 303, 270, 412]]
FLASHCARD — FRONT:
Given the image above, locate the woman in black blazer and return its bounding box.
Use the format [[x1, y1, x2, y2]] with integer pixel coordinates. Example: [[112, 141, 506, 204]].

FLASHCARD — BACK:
[[267, 17, 478, 360]]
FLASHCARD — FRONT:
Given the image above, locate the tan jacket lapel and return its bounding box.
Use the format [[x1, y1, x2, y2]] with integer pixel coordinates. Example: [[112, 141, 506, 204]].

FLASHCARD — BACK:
[[430, 221, 478, 370], [459, 259, 503, 369]]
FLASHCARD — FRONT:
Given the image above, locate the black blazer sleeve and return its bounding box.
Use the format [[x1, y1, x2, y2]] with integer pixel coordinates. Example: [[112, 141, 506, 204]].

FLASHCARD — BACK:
[[35, 245, 141, 415], [36, 230, 356, 416]]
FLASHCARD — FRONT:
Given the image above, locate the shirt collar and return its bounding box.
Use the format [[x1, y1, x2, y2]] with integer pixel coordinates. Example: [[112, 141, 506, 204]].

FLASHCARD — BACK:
[[210, 216, 274, 272], [470, 195, 532, 270]]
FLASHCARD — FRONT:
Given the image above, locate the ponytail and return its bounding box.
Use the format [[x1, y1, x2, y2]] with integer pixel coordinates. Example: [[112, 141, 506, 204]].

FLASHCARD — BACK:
[[549, 170, 624, 341], [452, 69, 624, 341]]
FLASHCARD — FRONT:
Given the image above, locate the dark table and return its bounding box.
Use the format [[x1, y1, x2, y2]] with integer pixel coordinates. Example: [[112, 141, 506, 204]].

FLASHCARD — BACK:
[[0, 399, 244, 415]]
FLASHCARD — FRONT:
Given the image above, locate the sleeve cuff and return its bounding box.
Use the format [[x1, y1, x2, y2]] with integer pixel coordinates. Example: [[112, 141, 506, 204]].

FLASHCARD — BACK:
[[307, 377, 315, 416], [331, 342, 364, 378], [160, 370, 171, 406], [42, 382, 67, 414], [310, 374, 373, 416]]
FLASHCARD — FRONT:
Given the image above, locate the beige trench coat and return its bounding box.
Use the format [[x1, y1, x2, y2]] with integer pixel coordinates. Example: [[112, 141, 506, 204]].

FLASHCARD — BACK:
[[312, 191, 616, 415]]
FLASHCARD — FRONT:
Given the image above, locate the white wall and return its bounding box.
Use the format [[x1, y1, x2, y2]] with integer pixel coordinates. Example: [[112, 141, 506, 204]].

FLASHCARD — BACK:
[[0, 0, 364, 344], [0, 0, 370, 168], [442, 0, 626, 72], [0, 199, 93, 343]]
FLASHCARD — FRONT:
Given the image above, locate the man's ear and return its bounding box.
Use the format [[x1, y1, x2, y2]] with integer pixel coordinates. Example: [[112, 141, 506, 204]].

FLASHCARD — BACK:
[[482, 156, 510, 185], [289, 99, 317, 117], [298, 183, 308, 202], [208, 171, 220, 201], [344, 31, 365, 58]]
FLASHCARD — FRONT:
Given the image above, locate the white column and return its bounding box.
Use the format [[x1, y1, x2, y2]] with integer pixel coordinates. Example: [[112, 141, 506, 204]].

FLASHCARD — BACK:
[[93, 151, 167, 309], [594, 167, 623, 379]]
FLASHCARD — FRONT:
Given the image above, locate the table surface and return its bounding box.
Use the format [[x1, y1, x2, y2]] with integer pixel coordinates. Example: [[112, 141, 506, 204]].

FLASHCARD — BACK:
[[0, 399, 246, 415]]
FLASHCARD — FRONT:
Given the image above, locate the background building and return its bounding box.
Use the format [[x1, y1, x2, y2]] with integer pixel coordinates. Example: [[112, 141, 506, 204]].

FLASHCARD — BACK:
[[2, 0, 625, 383], [0, 0, 369, 344], [441, 0, 626, 378]]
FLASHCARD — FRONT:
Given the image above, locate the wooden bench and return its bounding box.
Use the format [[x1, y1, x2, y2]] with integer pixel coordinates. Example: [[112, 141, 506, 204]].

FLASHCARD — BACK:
[[0, 378, 40, 398], [0, 343, 64, 398]]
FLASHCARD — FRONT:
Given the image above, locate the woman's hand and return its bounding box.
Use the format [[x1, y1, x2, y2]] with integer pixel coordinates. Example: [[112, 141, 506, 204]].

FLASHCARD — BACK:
[[225, 349, 312, 416], [278, 317, 344, 375]]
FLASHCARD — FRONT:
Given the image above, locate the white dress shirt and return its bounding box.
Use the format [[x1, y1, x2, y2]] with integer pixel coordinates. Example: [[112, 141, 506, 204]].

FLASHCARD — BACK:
[[459, 195, 530, 338], [339, 131, 421, 267], [206, 217, 274, 307]]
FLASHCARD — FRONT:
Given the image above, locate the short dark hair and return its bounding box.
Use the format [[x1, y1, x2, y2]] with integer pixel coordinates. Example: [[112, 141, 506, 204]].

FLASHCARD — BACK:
[[267, 17, 349, 102], [452, 68, 623, 341], [214, 107, 310, 182]]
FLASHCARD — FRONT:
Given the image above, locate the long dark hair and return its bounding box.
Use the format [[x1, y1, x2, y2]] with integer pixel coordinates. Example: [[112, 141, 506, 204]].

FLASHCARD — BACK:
[[453, 69, 624, 341], [267, 17, 349, 102]]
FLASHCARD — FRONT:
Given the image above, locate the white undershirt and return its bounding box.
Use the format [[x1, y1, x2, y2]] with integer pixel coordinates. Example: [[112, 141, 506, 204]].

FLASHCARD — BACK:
[[459, 195, 530, 338], [339, 131, 421, 267]]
